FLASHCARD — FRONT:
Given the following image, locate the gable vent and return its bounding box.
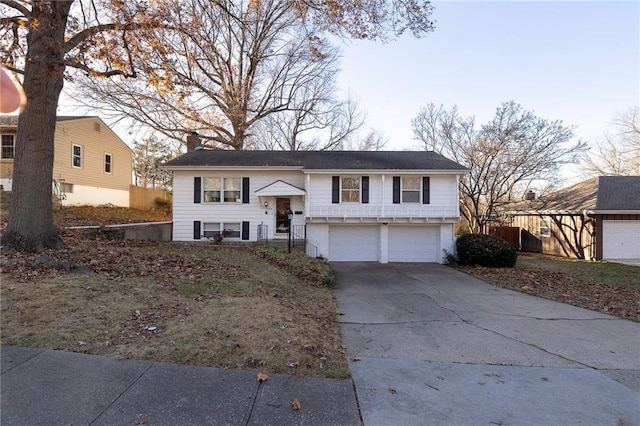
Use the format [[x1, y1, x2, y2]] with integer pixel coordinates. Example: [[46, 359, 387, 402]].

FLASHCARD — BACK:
[[93, 122, 101, 132]]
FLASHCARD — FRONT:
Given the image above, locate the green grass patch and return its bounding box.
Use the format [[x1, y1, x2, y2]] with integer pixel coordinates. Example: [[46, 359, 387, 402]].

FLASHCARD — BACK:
[[177, 280, 214, 296]]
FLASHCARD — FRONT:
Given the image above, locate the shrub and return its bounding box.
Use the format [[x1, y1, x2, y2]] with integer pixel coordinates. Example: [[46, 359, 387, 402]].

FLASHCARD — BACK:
[[456, 233, 517, 268]]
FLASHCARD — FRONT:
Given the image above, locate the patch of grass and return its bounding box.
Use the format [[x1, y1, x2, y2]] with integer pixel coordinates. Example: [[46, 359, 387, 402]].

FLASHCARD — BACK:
[[1, 243, 348, 378], [255, 245, 335, 287], [517, 254, 640, 290], [177, 280, 214, 296]]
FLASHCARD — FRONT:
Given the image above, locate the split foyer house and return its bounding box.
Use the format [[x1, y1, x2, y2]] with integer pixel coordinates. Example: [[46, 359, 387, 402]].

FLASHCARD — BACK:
[[0, 115, 133, 207], [502, 176, 640, 261], [165, 149, 468, 263]]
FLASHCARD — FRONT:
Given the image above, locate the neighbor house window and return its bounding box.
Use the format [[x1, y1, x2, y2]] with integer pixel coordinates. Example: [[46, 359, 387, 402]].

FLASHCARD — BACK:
[[341, 177, 360, 202], [61, 182, 74, 194], [72, 144, 82, 168], [203, 177, 221, 202], [104, 153, 112, 173], [224, 178, 241, 202], [539, 217, 551, 238], [402, 176, 421, 203], [1, 134, 14, 159]]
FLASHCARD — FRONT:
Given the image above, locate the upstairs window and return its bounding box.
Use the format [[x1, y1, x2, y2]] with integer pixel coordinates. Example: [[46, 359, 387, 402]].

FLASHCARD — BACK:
[[341, 177, 360, 203], [402, 176, 421, 203], [104, 153, 112, 173], [1, 134, 14, 159], [224, 177, 241, 202], [203, 177, 221, 202], [72, 144, 82, 168]]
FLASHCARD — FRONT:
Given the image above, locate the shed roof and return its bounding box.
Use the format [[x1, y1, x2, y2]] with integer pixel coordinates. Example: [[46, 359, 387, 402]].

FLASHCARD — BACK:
[[164, 149, 468, 172]]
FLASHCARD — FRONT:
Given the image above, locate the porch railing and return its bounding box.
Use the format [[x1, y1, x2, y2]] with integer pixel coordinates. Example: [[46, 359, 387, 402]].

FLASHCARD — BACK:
[[306, 204, 459, 218]]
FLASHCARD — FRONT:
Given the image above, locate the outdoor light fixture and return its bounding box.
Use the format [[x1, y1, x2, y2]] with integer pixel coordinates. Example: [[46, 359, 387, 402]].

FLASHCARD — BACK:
[[287, 209, 294, 253], [264, 201, 268, 208]]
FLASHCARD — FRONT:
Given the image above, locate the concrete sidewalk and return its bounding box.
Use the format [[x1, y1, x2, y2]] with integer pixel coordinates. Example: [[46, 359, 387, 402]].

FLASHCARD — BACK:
[[334, 262, 640, 426], [1, 346, 361, 425]]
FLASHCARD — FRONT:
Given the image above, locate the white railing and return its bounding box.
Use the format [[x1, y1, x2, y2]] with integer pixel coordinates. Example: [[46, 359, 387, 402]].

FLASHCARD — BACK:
[[306, 204, 459, 218]]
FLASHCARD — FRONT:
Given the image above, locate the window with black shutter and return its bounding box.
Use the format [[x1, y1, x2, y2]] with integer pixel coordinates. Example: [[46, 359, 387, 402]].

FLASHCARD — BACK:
[[392, 176, 401, 204], [242, 177, 250, 204], [332, 176, 339, 204], [193, 221, 201, 239], [422, 177, 430, 204], [362, 176, 369, 204], [194, 177, 201, 203]]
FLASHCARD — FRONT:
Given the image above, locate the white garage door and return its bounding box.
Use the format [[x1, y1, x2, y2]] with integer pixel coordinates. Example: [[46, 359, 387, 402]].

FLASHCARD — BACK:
[[602, 220, 640, 259], [388, 226, 439, 262], [329, 226, 379, 261]]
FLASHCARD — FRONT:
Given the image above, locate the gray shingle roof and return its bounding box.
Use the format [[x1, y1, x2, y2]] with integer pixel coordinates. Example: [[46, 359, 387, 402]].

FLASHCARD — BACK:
[[506, 176, 640, 213], [164, 150, 468, 171], [596, 176, 640, 210]]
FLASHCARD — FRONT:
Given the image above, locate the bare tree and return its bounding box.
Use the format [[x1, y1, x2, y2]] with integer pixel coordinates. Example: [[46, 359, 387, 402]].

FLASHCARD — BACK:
[[0, 0, 160, 251], [0, 0, 435, 251], [133, 136, 173, 190], [348, 128, 389, 151], [412, 101, 588, 233], [582, 107, 640, 176], [77, 0, 352, 150]]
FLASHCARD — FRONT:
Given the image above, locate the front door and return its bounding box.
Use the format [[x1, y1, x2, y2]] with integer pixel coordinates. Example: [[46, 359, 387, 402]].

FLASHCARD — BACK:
[[276, 198, 290, 234]]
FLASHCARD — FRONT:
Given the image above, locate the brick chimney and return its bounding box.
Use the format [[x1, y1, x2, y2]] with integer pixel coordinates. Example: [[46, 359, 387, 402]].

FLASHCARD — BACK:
[[186, 131, 201, 152], [524, 190, 535, 201]]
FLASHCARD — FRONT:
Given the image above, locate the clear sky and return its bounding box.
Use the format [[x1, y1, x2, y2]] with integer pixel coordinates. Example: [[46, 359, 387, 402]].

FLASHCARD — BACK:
[[335, 1, 640, 152]]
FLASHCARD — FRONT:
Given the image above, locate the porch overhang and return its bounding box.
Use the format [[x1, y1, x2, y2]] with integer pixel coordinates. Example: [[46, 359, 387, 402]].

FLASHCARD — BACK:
[[255, 179, 305, 196]]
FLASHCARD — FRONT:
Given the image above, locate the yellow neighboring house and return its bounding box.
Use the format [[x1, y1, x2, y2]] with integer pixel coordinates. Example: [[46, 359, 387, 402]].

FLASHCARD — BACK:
[[1, 115, 134, 207]]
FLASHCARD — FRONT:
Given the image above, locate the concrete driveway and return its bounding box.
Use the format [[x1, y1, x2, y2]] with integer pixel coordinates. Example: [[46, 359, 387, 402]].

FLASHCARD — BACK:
[[333, 263, 640, 426]]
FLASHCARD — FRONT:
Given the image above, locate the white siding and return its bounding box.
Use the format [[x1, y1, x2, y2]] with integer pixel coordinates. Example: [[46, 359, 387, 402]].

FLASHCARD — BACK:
[[305, 173, 459, 215], [172, 168, 461, 263], [172, 170, 305, 241], [63, 184, 130, 207]]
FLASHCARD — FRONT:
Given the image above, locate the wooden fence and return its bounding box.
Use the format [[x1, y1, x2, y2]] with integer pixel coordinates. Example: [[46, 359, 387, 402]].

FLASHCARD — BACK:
[[129, 185, 171, 211]]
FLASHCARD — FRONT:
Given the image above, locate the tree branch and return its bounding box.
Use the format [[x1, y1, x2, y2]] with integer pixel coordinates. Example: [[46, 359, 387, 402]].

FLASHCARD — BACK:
[[0, 0, 30, 17]]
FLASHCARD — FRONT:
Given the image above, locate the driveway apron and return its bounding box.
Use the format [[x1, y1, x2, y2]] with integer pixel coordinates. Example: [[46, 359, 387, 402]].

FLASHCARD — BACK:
[[333, 263, 640, 426]]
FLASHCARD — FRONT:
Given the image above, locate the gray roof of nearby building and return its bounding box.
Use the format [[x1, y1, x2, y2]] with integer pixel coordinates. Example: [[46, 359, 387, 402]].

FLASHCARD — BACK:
[[596, 176, 640, 210], [164, 149, 468, 171], [506, 176, 640, 213]]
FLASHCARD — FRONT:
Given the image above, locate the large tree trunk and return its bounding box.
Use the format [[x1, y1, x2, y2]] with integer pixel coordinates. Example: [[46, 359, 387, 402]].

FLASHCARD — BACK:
[[2, 1, 72, 252]]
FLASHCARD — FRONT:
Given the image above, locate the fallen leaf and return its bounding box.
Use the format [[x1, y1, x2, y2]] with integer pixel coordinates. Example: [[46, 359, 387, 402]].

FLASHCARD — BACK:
[[292, 398, 302, 410], [351, 356, 361, 361], [257, 373, 269, 382], [388, 388, 397, 394]]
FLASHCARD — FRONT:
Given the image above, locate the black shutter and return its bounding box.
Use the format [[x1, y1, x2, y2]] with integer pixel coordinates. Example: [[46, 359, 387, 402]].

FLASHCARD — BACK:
[[422, 177, 430, 204], [242, 177, 250, 204], [193, 221, 201, 240], [194, 177, 201, 203], [332, 176, 340, 204], [362, 176, 369, 204], [242, 221, 250, 240], [393, 176, 401, 204]]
